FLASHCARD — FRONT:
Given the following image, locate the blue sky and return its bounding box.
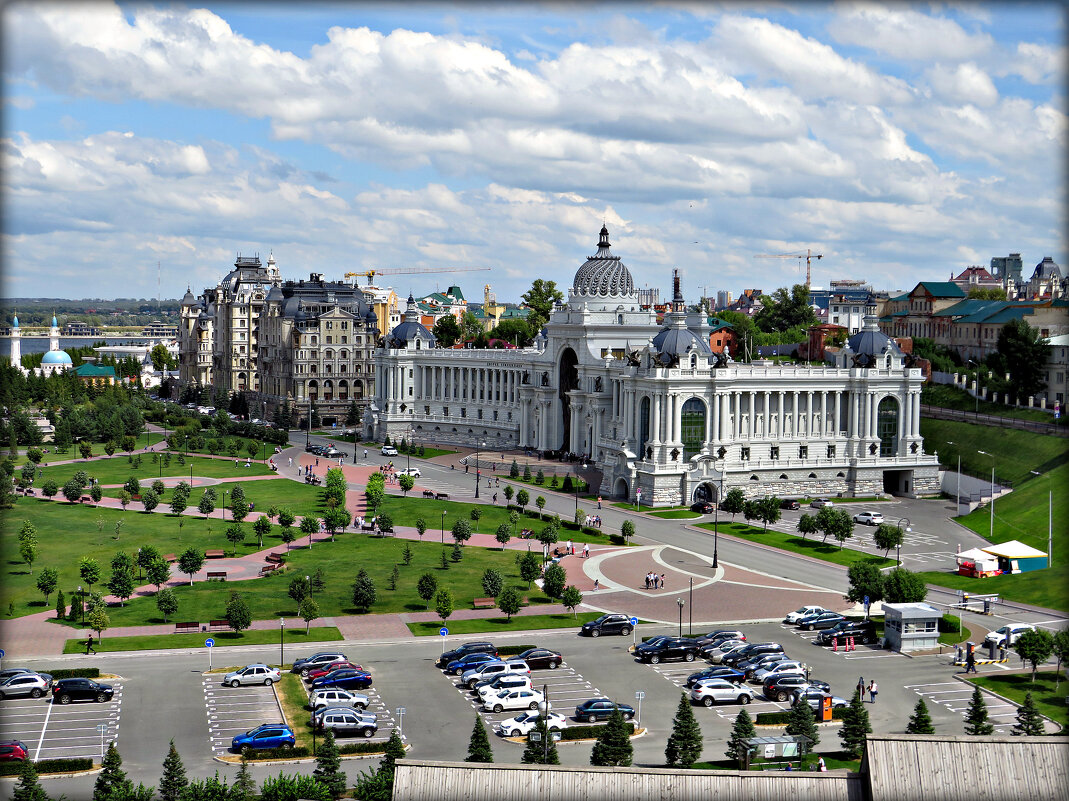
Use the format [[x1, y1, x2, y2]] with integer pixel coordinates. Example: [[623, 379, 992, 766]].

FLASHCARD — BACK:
[[2, 1, 1065, 302]]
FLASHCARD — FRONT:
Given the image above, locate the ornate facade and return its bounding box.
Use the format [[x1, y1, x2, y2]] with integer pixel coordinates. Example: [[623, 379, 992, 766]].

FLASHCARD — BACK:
[[366, 227, 940, 505]]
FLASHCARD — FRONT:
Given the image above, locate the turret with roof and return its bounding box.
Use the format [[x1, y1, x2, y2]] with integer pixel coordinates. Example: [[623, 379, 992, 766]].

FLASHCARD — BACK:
[[835, 300, 903, 369], [387, 294, 436, 349], [649, 269, 712, 367], [572, 225, 637, 301]]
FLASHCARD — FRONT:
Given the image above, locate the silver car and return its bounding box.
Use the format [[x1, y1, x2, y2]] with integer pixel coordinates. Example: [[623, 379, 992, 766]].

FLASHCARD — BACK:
[[0, 672, 50, 699], [707, 642, 748, 664], [223, 664, 282, 687], [752, 660, 805, 684], [314, 706, 378, 737], [690, 678, 754, 707], [309, 688, 369, 711]]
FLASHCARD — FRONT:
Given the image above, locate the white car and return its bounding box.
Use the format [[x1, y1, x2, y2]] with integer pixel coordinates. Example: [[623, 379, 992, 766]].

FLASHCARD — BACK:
[[482, 687, 544, 714], [708, 643, 749, 664], [690, 679, 754, 707], [752, 660, 805, 685], [476, 675, 533, 699], [462, 659, 530, 689], [398, 467, 422, 477], [853, 511, 884, 525], [381, 446, 398, 456], [984, 624, 1036, 648], [497, 711, 568, 737], [810, 498, 833, 508], [223, 664, 281, 687], [783, 605, 828, 625], [309, 688, 369, 711]]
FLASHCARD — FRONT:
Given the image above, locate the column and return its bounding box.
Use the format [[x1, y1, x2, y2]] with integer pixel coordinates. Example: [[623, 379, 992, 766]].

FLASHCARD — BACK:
[[652, 394, 661, 443], [911, 390, 921, 438], [833, 391, 841, 436], [820, 392, 827, 436], [706, 394, 714, 446], [762, 392, 770, 439], [850, 392, 859, 438], [870, 392, 879, 439], [720, 393, 730, 441], [672, 394, 681, 443], [748, 392, 756, 439], [776, 391, 784, 439]]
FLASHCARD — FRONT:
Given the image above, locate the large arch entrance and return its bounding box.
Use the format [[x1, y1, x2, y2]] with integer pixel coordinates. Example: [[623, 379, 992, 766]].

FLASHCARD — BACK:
[[613, 477, 630, 499], [693, 482, 719, 504], [557, 347, 579, 452]]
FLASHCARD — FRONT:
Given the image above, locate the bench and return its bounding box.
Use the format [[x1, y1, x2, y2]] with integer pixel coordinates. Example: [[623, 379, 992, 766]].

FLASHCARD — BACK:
[[473, 597, 496, 609], [265, 553, 285, 565], [163, 553, 176, 563], [80, 495, 91, 503], [207, 571, 227, 581], [175, 621, 200, 633], [208, 619, 232, 632], [435, 492, 449, 500], [361, 523, 375, 532], [204, 549, 225, 559], [259, 564, 279, 576], [423, 490, 436, 498]]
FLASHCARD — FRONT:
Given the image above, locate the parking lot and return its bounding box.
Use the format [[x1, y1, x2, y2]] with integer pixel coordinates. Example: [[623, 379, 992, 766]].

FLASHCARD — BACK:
[[292, 677, 403, 746], [203, 677, 283, 754], [904, 680, 1019, 735], [778, 623, 901, 662], [0, 682, 123, 762], [642, 660, 791, 722]]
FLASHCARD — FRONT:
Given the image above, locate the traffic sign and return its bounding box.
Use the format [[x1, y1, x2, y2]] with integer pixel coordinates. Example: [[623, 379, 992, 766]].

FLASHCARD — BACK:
[[629, 617, 638, 626], [0, 649, 5, 658], [439, 627, 449, 637], [205, 638, 215, 648]]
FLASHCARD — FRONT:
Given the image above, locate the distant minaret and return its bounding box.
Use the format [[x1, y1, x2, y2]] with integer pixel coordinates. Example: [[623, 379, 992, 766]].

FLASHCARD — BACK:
[[49, 312, 60, 353], [10, 312, 21, 369]]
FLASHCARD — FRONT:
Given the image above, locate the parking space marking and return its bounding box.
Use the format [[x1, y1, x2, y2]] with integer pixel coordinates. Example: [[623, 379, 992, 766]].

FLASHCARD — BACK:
[[780, 624, 897, 660], [905, 680, 1017, 733], [204, 677, 284, 753]]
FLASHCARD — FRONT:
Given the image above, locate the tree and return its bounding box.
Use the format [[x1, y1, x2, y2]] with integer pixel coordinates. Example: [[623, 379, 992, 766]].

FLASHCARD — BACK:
[[964, 686, 994, 735], [665, 692, 703, 768], [1053, 628, 1069, 690], [521, 279, 564, 331], [352, 728, 405, 801], [535, 495, 546, 518], [311, 567, 326, 594], [720, 488, 745, 520], [156, 588, 178, 622], [224, 592, 252, 632], [785, 694, 820, 748], [91, 483, 103, 503], [906, 698, 935, 734], [827, 508, 854, 549], [561, 585, 583, 618], [537, 523, 559, 553], [225, 524, 246, 550], [494, 523, 511, 549], [797, 513, 819, 541], [169, 492, 188, 517], [300, 514, 320, 546], [86, 603, 110, 642], [873, 523, 904, 559], [497, 586, 522, 621], [118, 490, 132, 512], [36, 566, 58, 605], [542, 563, 566, 598], [518, 551, 541, 588], [351, 569, 377, 612], [146, 558, 170, 593], [503, 485, 514, 505], [1014, 628, 1055, 682], [288, 576, 310, 606], [253, 515, 272, 547], [398, 473, 414, 497], [431, 314, 462, 347], [260, 773, 329, 801], [469, 505, 482, 531], [481, 568, 504, 598], [516, 488, 529, 512], [312, 730, 347, 798], [177, 547, 204, 585], [300, 598, 320, 633], [434, 587, 455, 621], [233, 751, 257, 801], [621, 519, 635, 542], [742, 500, 761, 526], [79, 556, 101, 594], [839, 688, 872, 759], [416, 572, 438, 609], [754, 284, 817, 333], [883, 567, 928, 603], [1012, 692, 1045, 736], [590, 705, 633, 767], [229, 495, 249, 524], [757, 496, 781, 531], [62, 477, 85, 504], [124, 476, 142, 497], [108, 553, 135, 606], [509, 460, 520, 478], [198, 491, 216, 517], [12, 755, 48, 801], [993, 317, 1051, 400], [158, 740, 188, 801], [534, 470, 544, 485], [451, 518, 472, 545], [520, 715, 560, 765], [93, 742, 152, 801], [968, 287, 1008, 300], [465, 715, 494, 763], [18, 530, 38, 574], [80, 441, 94, 460], [845, 561, 885, 612]]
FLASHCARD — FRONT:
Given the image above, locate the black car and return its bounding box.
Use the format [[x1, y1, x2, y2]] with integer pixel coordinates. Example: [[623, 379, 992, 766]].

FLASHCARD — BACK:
[[51, 678, 114, 705], [436, 642, 497, 668], [291, 651, 348, 678], [796, 611, 846, 631], [634, 637, 700, 664], [721, 643, 784, 668], [815, 619, 878, 646], [780, 499, 801, 510], [691, 501, 715, 514], [517, 648, 563, 670], [685, 667, 746, 688], [574, 698, 636, 723], [580, 614, 632, 638], [762, 674, 823, 702]]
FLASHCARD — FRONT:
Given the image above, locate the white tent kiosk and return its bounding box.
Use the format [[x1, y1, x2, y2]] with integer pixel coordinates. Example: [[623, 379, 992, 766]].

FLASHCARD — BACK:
[[956, 547, 1000, 578], [980, 540, 1048, 574]]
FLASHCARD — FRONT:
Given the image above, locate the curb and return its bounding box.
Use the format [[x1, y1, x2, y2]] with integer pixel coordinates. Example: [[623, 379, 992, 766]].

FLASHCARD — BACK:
[[955, 674, 1064, 734], [213, 743, 410, 765], [1, 768, 103, 781]]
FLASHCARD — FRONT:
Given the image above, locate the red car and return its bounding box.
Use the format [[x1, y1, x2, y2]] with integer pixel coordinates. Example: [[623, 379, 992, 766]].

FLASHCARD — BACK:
[[0, 741, 28, 762], [305, 661, 363, 683]]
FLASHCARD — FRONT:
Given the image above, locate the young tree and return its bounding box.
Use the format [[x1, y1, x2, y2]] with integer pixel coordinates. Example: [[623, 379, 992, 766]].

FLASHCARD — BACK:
[[839, 688, 872, 759], [906, 698, 935, 735], [542, 563, 566, 598], [785, 694, 820, 748], [845, 561, 885, 613], [518, 551, 541, 588], [994, 317, 1051, 400], [665, 692, 703, 768], [300, 514, 320, 547], [828, 508, 855, 549], [251, 515, 272, 548], [964, 687, 994, 735], [108, 552, 136, 606], [621, 519, 635, 542], [503, 485, 514, 505], [535, 495, 546, 518], [18, 530, 38, 574], [138, 489, 159, 514], [124, 476, 142, 497], [415, 517, 427, 541], [12, 754, 48, 801], [398, 473, 415, 497], [494, 523, 512, 549], [232, 751, 257, 801], [520, 716, 559, 765], [561, 585, 583, 617], [451, 518, 472, 545], [351, 569, 377, 612], [224, 592, 252, 632], [481, 568, 504, 598], [158, 740, 188, 801], [797, 513, 819, 541], [465, 715, 494, 763], [80, 441, 94, 460], [509, 460, 520, 478], [79, 556, 101, 595], [177, 547, 204, 585], [416, 572, 438, 609], [516, 488, 529, 513], [312, 730, 347, 798], [401, 543, 413, 566], [90, 483, 103, 503], [288, 576, 310, 606], [229, 495, 249, 524], [86, 603, 110, 643], [720, 488, 746, 520], [198, 490, 217, 517], [873, 523, 905, 559], [156, 588, 178, 622], [883, 567, 928, 603], [225, 524, 246, 550], [63, 478, 85, 504], [434, 587, 455, 621], [146, 558, 171, 593], [757, 496, 781, 531], [93, 742, 152, 801], [469, 505, 482, 532], [1053, 628, 1069, 690], [169, 491, 188, 517], [1012, 692, 1045, 736], [35, 566, 58, 605], [497, 586, 522, 621], [55, 589, 65, 620], [1014, 628, 1055, 682], [590, 705, 633, 767]]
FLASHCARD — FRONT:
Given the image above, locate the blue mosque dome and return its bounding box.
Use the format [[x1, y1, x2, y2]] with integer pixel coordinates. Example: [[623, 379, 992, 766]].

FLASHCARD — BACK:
[[41, 350, 73, 365], [52, 314, 58, 327], [11, 314, 18, 328]]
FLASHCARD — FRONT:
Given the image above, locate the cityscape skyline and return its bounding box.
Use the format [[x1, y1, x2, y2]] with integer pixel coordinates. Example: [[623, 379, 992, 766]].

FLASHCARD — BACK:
[[2, 2, 1065, 302]]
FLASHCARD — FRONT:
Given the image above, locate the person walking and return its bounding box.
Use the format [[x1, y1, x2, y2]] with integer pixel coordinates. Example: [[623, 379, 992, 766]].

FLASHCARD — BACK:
[[857, 676, 865, 700], [593, 579, 599, 591], [597, 496, 602, 509], [660, 573, 666, 589], [868, 680, 878, 703], [644, 573, 651, 589], [965, 650, 977, 674], [364, 449, 368, 460], [566, 540, 573, 556], [582, 543, 590, 558], [85, 635, 96, 655], [817, 756, 826, 772]]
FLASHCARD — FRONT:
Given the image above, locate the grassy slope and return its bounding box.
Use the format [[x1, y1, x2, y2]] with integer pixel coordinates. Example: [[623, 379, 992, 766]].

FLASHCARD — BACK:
[[969, 672, 1068, 728], [697, 521, 895, 569], [919, 418, 1069, 486], [12, 434, 166, 465], [922, 383, 1066, 426]]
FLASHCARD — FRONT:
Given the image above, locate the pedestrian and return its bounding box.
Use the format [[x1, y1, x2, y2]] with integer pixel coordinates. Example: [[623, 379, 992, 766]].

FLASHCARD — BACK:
[[597, 496, 602, 509], [817, 756, 826, 772], [868, 680, 878, 703], [582, 543, 589, 558], [566, 540, 573, 555], [785, 763, 793, 772], [85, 634, 96, 655], [645, 573, 651, 589], [363, 449, 368, 460], [660, 573, 666, 588], [493, 493, 498, 504], [288, 457, 292, 467], [965, 650, 977, 674], [857, 676, 865, 700], [593, 579, 599, 590]]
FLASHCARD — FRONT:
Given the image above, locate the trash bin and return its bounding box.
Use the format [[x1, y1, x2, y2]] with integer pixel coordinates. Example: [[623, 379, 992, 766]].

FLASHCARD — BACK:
[[983, 599, 991, 615], [988, 641, 997, 660]]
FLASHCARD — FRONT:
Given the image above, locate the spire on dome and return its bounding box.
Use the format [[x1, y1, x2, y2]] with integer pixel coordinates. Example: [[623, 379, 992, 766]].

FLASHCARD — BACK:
[[51, 312, 58, 328], [11, 311, 18, 328], [598, 225, 611, 251]]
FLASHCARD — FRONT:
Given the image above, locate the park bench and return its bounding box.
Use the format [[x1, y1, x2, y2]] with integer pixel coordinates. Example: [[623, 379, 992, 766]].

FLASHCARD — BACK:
[[175, 621, 199, 633], [208, 619, 232, 632], [204, 549, 225, 559], [207, 571, 227, 581], [163, 553, 176, 563], [435, 492, 449, 500], [472, 597, 496, 609], [423, 490, 435, 498], [80, 495, 91, 503], [259, 564, 279, 576], [360, 523, 375, 532], [265, 553, 285, 565]]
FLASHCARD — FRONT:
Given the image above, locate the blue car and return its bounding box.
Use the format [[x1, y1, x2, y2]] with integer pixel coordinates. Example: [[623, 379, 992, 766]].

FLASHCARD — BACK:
[[311, 668, 372, 691], [231, 724, 295, 751], [446, 653, 500, 675]]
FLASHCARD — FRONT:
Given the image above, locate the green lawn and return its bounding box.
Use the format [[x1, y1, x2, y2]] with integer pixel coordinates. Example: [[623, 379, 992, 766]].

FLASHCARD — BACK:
[[407, 612, 602, 636], [919, 418, 1069, 486], [969, 672, 1068, 729], [179, 434, 279, 461], [696, 521, 896, 569], [649, 510, 702, 519], [62, 627, 342, 654], [922, 383, 1066, 427], [102, 476, 328, 517], [37, 454, 274, 486], [12, 434, 166, 465]]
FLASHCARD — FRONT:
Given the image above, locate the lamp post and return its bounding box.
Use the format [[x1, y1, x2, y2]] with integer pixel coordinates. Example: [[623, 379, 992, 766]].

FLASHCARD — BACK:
[[189, 459, 193, 488], [536, 684, 551, 763], [1031, 470, 1052, 567], [279, 617, 285, 667], [635, 690, 645, 729], [474, 440, 484, 499], [895, 517, 911, 566], [712, 463, 725, 569], [946, 441, 961, 513], [677, 597, 684, 637], [441, 510, 447, 544], [688, 577, 693, 636], [573, 467, 579, 511], [78, 585, 84, 624], [262, 401, 267, 463], [137, 548, 142, 581], [306, 574, 312, 601], [305, 401, 311, 449], [396, 707, 406, 740], [223, 490, 229, 521], [978, 450, 995, 539]]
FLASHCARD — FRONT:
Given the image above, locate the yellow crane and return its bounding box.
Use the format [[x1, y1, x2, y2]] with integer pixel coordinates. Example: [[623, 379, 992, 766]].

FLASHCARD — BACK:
[[342, 266, 490, 286], [753, 249, 823, 288]]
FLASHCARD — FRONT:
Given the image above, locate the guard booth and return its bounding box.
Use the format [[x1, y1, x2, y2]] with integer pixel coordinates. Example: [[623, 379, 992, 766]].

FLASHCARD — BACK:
[[882, 602, 941, 652], [745, 735, 813, 770]]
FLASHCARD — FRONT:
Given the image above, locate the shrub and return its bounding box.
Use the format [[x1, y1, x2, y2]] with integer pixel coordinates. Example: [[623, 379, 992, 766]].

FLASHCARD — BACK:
[[559, 723, 635, 741], [0, 757, 94, 777], [46, 667, 100, 680], [241, 746, 311, 760]]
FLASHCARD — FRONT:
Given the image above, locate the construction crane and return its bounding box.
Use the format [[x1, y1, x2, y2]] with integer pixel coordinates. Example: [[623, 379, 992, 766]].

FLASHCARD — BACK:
[[342, 266, 490, 286], [753, 249, 823, 288]]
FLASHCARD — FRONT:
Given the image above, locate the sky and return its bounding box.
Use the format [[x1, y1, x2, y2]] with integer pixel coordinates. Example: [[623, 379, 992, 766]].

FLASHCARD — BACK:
[[2, 1, 1066, 303]]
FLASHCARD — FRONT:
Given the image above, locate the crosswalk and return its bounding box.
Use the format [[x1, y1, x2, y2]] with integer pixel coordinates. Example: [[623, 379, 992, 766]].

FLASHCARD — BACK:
[[904, 681, 1018, 734]]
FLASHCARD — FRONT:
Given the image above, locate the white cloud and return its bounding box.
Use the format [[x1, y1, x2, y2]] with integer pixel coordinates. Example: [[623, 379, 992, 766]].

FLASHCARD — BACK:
[[925, 62, 999, 107], [828, 4, 995, 61], [1001, 41, 1067, 85]]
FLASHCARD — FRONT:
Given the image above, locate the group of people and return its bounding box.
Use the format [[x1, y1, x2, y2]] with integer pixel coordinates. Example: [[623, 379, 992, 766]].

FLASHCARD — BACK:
[[644, 572, 666, 589], [857, 676, 878, 703], [582, 514, 603, 528]]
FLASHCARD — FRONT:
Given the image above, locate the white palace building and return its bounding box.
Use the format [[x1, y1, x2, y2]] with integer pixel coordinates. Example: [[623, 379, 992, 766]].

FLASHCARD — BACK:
[[365, 227, 939, 506]]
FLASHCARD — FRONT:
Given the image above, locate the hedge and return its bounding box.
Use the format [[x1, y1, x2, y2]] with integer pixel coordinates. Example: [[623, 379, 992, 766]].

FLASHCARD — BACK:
[[241, 746, 311, 760], [337, 742, 390, 755], [47, 668, 100, 680], [497, 644, 538, 657], [755, 708, 847, 725], [609, 534, 626, 545], [559, 722, 636, 741], [0, 758, 94, 776]]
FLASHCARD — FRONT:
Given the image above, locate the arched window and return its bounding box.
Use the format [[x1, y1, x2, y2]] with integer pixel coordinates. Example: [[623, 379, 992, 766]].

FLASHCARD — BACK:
[[638, 397, 651, 457], [680, 398, 706, 459], [877, 397, 899, 457]]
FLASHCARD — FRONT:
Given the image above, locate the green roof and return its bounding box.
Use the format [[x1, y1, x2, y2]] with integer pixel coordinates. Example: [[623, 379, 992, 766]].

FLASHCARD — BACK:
[[931, 299, 1004, 318], [446, 285, 465, 301], [74, 363, 116, 378], [890, 293, 910, 301], [916, 282, 965, 298], [500, 307, 529, 319]]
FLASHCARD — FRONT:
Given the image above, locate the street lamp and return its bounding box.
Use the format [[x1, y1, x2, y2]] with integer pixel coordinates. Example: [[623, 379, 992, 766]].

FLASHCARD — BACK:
[[634, 690, 645, 729], [441, 510, 447, 544], [1030, 471, 1052, 567], [895, 517, 912, 566], [474, 440, 484, 499], [137, 548, 142, 581], [306, 574, 312, 601], [977, 451, 996, 539], [279, 617, 285, 667], [712, 461, 725, 569], [222, 490, 229, 520], [677, 597, 684, 637], [946, 441, 961, 513], [396, 707, 406, 740], [78, 585, 84, 624], [535, 684, 552, 763]]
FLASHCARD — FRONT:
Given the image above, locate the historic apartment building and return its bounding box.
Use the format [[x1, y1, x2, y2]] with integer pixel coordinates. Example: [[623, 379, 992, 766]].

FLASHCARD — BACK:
[[366, 227, 939, 505]]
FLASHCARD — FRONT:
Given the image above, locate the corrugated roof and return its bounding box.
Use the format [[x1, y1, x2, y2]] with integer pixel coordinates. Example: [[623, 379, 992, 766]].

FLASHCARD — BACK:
[[931, 299, 1004, 318], [74, 363, 116, 377], [916, 282, 966, 298]]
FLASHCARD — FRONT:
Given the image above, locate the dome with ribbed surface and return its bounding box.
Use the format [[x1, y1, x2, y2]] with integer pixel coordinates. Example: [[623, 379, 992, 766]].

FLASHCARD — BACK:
[[572, 226, 635, 298], [41, 350, 72, 365]]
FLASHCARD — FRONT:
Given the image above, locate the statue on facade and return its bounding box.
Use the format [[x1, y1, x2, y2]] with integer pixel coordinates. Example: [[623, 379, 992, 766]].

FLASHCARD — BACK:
[[594, 376, 603, 392], [541, 371, 550, 386]]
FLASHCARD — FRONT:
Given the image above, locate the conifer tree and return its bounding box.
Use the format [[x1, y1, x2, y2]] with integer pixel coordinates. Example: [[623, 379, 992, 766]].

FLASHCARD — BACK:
[[158, 740, 187, 801], [838, 689, 872, 759], [1012, 692, 1045, 736], [964, 687, 994, 736], [465, 715, 494, 763], [905, 698, 935, 735], [312, 730, 347, 798], [725, 708, 756, 768], [232, 751, 257, 801], [590, 706, 633, 767], [520, 717, 559, 765], [785, 696, 820, 749], [665, 693, 703, 768], [12, 758, 48, 801], [93, 742, 153, 801]]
